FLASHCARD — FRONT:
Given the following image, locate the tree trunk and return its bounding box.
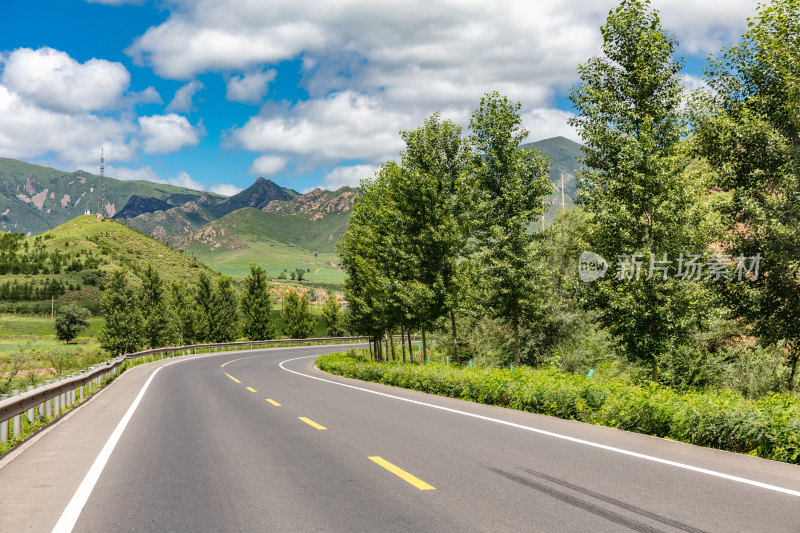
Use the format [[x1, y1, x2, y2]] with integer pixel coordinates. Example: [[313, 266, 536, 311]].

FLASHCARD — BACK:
[[788, 346, 799, 390], [390, 330, 395, 361], [369, 339, 374, 361], [407, 329, 413, 362], [401, 325, 406, 363], [450, 309, 459, 363], [514, 323, 520, 368], [421, 325, 427, 361]]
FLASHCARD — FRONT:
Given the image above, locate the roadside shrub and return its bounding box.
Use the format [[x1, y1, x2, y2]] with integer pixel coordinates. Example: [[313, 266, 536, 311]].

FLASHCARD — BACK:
[[316, 351, 800, 464]]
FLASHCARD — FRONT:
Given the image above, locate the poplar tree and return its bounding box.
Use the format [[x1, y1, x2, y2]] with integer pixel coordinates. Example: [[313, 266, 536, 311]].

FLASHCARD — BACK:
[[322, 293, 344, 337], [694, 0, 800, 387], [469, 91, 553, 367], [140, 264, 169, 349], [569, 0, 706, 382], [100, 269, 143, 355], [282, 289, 315, 339], [211, 275, 239, 342], [241, 264, 277, 341], [194, 272, 215, 343]]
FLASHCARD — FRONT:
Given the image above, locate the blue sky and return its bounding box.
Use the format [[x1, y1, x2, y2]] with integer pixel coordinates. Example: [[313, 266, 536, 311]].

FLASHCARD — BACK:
[[0, 0, 757, 195]]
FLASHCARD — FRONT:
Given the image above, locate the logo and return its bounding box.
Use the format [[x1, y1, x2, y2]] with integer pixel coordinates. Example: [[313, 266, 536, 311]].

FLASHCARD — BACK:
[[579, 251, 608, 282]]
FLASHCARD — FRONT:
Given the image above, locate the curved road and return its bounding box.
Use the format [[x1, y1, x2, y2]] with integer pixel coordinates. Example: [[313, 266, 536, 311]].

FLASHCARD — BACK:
[[3, 344, 800, 532]]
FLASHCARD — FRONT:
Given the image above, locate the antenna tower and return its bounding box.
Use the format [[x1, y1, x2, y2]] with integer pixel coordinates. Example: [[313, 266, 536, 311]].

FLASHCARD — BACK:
[[99, 148, 106, 217]]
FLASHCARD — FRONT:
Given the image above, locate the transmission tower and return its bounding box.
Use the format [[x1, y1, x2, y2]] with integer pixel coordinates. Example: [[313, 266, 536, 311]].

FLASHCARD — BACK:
[[99, 148, 106, 217]]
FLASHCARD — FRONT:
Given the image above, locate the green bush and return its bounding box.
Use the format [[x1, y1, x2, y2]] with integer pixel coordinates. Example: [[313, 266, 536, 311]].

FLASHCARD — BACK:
[[316, 350, 800, 464]]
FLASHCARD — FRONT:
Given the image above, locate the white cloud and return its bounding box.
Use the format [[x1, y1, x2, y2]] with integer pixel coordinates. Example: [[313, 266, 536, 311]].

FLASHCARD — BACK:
[[166, 80, 204, 113], [106, 165, 160, 181], [0, 85, 137, 166], [168, 170, 204, 190], [160, 171, 240, 196], [210, 183, 242, 196], [129, 0, 757, 176], [226, 68, 276, 104], [232, 91, 408, 164], [248, 155, 287, 175], [522, 108, 580, 144], [138, 113, 203, 154], [1, 47, 130, 113], [127, 86, 162, 106], [321, 164, 379, 190]]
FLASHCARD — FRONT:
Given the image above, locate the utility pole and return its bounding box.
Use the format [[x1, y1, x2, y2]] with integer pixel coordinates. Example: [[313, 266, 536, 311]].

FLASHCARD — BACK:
[[99, 148, 106, 218]]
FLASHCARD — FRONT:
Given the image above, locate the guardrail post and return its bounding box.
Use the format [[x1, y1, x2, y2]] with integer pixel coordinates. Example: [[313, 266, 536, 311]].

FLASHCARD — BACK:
[[11, 390, 21, 437], [37, 383, 44, 420], [45, 381, 52, 418], [54, 380, 61, 416], [0, 394, 8, 442], [26, 385, 34, 423], [79, 371, 85, 401]]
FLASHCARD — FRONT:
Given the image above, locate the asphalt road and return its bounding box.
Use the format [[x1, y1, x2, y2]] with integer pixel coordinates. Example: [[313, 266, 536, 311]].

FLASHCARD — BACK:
[[5, 345, 800, 532]]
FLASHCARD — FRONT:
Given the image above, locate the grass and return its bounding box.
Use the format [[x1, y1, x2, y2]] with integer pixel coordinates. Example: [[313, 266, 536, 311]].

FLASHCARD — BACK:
[[0, 316, 108, 394]]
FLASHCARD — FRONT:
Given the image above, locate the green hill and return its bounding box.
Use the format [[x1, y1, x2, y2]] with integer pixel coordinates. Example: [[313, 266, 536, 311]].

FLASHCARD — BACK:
[[0, 215, 213, 314], [177, 208, 345, 286], [0, 158, 225, 235], [520, 136, 584, 220]]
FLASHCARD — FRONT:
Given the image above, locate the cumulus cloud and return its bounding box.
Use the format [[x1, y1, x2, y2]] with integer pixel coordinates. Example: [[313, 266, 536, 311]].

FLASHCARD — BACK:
[[321, 164, 380, 190], [248, 155, 287, 175], [128, 0, 756, 176], [106, 164, 160, 181], [162, 171, 240, 196], [210, 183, 242, 196], [1, 47, 130, 113], [522, 108, 580, 144], [166, 80, 204, 113], [0, 85, 137, 166], [232, 91, 408, 163], [138, 113, 203, 154], [127, 86, 162, 106], [226, 68, 276, 104]]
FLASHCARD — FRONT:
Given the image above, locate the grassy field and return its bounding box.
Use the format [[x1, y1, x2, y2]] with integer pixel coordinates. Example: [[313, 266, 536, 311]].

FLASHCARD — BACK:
[[0, 315, 108, 394], [187, 237, 344, 286], [0, 308, 335, 395]]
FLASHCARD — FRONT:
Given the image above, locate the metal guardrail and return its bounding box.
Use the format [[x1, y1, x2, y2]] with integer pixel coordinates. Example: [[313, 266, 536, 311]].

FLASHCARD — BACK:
[[0, 336, 372, 444]]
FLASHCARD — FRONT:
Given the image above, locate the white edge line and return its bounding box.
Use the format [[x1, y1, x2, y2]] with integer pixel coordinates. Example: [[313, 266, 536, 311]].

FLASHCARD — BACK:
[[52, 356, 184, 533], [50, 344, 364, 532], [279, 354, 800, 499]]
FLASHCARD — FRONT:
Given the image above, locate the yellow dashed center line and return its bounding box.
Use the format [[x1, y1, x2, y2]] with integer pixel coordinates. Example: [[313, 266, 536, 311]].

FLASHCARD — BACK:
[[247, 387, 257, 392], [368, 456, 435, 490], [225, 373, 241, 384], [266, 399, 281, 406], [298, 417, 327, 430]]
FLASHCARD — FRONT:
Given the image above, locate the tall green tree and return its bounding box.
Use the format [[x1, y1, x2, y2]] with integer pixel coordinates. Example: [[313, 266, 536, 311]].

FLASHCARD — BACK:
[[99, 269, 143, 355], [569, 0, 707, 382], [322, 293, 344, 337], [241, 264, 277, 340], [139, 264, 170, 349], [694, 0, 800, 388], [282, 289, 315, 339], [168, 281, 196, 345], [469, 91, 554, 367], [211, 275, 239, 342], [396, 113, 471, 360], [194, 272, 215, 343], [55, 304, 90, 343]]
